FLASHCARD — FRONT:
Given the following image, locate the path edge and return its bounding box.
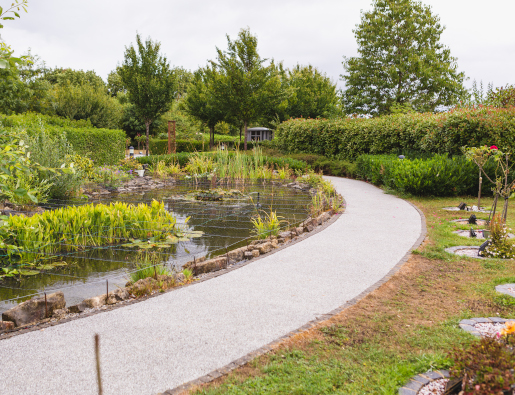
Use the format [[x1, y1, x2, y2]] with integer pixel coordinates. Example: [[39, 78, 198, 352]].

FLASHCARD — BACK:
[[159, 197, 428, 395]]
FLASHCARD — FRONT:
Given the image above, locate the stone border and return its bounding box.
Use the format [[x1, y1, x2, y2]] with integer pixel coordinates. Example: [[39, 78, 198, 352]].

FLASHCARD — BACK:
[[496, 284, 515, 298], [398, 370, 450, 395], [0, 202, 344, 341], [444, 246, 486, 259], [459, 317, 512, 337], [157, 198, 428, 395]]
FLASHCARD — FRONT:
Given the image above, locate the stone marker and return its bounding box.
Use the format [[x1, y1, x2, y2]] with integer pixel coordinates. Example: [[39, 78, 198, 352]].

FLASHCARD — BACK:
[[468, 214, 477, 224], [2, 291, 65, 327], [458, 202, 467, 210]]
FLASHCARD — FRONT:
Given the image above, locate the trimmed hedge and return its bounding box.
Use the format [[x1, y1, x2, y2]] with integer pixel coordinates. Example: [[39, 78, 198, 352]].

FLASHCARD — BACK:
[[276, 107, 515, 159], [355, 154, 512, 196], [0, 113, 126, 165], [149, 138, 258, 154], [136, 152, 309, 173]]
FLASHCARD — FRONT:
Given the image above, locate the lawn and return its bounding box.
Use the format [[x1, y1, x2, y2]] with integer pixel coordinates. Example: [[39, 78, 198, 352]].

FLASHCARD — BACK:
[[189, 195, 515, 394]]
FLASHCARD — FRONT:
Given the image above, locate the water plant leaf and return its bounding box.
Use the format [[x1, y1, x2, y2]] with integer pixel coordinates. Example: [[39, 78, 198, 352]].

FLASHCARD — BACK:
[[18, 269, 39, 276]]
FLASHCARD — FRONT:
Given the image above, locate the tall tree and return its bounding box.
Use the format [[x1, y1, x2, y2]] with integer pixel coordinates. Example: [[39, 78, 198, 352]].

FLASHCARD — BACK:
[[211, 28, 284, 150], [183, 66, 224, 148], [285, 65, 339, 119], [341, 0, 467, 116], [119, 34, 177, 156]]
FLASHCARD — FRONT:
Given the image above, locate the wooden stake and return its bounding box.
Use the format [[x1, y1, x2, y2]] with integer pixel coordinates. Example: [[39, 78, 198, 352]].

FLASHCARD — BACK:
[[95, 334, 103, 395]]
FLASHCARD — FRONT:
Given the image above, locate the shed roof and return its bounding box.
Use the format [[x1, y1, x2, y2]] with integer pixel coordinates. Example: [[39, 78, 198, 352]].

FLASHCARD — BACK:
[[247, 127, 271, 132]]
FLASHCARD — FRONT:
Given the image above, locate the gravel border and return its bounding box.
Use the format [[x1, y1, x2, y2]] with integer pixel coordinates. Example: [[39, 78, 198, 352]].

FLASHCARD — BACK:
[[398, 370, 450, 395], [159, 193, 428, 395], [496, 284, 515, 298], [459, 317, 513, 337], [444, 245, 486, 259]]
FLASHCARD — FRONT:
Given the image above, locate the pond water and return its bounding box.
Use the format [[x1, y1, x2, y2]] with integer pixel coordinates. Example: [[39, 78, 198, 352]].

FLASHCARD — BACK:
[[0, 181, 311, 311]]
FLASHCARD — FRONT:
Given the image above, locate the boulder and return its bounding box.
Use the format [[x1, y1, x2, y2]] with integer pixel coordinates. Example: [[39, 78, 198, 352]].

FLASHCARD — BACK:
[[244, 251, 255, 259], [0, 321, 14, 332], [257, 242, 272, 254], [106, 288, 130, 305], [52, 308, 69, 319], [251, 249, 260, 258], [186, 256, 227, 274], [183, 256, 206, 270], [304, 223, 314, 233], [228, 247, 246, 262], [270, 239, 279, 248], [296, 226, 304, 236], [278, 231, 292, 243], [316, 211, 331, 225], [2, 291, 65, 327]]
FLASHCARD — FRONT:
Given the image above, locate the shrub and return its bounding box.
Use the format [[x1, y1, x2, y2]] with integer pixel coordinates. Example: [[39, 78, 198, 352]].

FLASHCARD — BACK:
[[483, 214, 515, 259], [148, 138, 258, 154], [275, 107, 515, 159], [355, 154, 511, 196], [0, 113, 126, 165]]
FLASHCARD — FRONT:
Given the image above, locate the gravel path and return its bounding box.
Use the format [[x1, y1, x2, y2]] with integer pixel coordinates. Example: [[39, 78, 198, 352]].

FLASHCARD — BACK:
[[0, 177, 423, 395]]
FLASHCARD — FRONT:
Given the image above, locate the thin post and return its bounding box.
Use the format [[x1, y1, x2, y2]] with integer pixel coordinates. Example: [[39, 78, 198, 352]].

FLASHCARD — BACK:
[[477, 169, 482, 209], [226, 247, 229, 268], [167, 120, 172, 154], [106, 280, 108, 301], [44, 292, 48, 318], [94, 334, 103, 395], [154, 264, 157, 280], [172, 120, 176, 154]]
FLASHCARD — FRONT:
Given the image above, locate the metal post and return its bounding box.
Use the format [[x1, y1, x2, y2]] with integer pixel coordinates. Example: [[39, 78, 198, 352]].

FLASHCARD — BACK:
[[167, 120, 172, 155], [95, 334, 103, 395], [106, 280, 108, 301], [44, 292, 48, 318], [226, 247, 229, 268]]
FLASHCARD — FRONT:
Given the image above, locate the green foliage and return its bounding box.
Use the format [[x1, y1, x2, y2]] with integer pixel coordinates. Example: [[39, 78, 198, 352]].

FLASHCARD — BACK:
[[355, 154, 510, 196], [341, 0, 467, 115], [488, 85, 515, 108], [1, 113, 126, 165], [119, 34, 178, 154], [449, 336, 515, 394], [276, 107, 515, 159], [210, 28, 286, 149], [1, 200, 178, 270], [251, 209, 285, 239], [41, 68, 106, 89], [483, 214, 515, 259], [284, 65, 339, 119], [1, 170, 51, 208]]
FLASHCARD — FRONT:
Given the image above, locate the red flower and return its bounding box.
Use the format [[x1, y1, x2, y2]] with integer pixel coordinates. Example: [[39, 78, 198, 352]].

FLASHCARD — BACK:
[[490, 145, 498, 150]]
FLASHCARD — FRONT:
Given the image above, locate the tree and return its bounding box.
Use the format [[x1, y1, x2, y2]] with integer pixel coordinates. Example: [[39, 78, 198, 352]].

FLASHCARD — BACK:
[[341, 0, 467, 116], [183, 66, 224, 148], [119, 34, 177, 156], [285, 65, 339, 119], [210, 28, 285, 150]]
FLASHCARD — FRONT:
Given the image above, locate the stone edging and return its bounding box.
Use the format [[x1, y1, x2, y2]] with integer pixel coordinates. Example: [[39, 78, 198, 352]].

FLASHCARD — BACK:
[[459, 317, 512, 337], [0, 203, 343, 341], [157, 197, 428, 395], [496, 284, 515, 298], [398, 370, 450, 395]]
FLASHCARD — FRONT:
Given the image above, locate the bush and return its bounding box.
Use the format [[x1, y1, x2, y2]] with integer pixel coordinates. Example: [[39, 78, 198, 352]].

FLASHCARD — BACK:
[[275, 107, 515, 159], [355, 154, 511, 196], [0, 113, 126, 165], [148, 138, 259, 154], [287, 153, 357, 178]]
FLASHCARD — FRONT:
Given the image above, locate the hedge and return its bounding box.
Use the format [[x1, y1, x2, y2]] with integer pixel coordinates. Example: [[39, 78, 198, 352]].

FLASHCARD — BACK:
[[149, 138, 259, 154], [355, 154, 513, 196], [275, 107, 515, 159], [0, 113, 126, 165], [136, 152, 309, 173]]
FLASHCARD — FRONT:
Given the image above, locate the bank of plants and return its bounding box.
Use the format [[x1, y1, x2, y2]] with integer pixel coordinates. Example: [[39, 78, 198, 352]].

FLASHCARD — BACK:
[[355, 154, 509, 196], [0, 200, 190, 275], [482, 214, 515, 259], [251, 209, 285, 239]]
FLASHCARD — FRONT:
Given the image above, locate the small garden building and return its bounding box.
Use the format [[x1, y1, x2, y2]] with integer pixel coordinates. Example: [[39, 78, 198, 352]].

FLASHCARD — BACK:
[[246, 127, 273, 141]]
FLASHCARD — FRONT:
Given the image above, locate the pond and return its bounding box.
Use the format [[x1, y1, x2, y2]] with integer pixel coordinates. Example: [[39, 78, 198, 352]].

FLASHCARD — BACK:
[[0, 181, 311, 312]]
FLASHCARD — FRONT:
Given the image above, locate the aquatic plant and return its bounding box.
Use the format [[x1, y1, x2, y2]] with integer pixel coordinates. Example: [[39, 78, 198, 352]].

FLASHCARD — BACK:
[[251, 209, 285, 239]]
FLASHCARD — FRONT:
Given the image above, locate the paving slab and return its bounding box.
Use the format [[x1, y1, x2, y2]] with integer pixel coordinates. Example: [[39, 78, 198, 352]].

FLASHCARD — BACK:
[[0, 177, 422, 395]]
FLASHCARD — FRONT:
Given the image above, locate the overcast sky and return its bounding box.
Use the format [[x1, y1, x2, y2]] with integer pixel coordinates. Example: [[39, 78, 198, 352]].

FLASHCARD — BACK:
[[2, 0, 514, 91]]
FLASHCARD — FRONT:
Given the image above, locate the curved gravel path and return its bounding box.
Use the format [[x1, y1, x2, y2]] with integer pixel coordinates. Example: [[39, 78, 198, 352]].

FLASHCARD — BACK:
[[0, 177, 423, 395]]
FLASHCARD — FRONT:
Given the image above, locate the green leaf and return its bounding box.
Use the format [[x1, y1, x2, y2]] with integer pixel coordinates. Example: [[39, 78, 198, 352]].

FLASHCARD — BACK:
[[18, 269, 40, 276], [13, 187, 27, 197]]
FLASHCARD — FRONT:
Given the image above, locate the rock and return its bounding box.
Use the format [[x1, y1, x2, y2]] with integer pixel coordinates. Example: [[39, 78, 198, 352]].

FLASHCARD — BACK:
[[185, 256, 227, 274], [80, 294, 107, 310], [68, 304, 85, 314], [228, 247, 246, 262], [316, 211, 331, 225], [278, 231, 292, 243], [0, 321, 14, 332], [175, 273, 186, 283], [257, 242, 272, 254], [244, 251, 255, 259], [52, 308, 69, 319], [251, 250, 260, 258], [183, 256, 206, 269], [106, 288, 130, 305], [304, 223, 314, 233], [2, 291, 66, 327], [270, 239, 279, 248], [296, 226, 304, 235]]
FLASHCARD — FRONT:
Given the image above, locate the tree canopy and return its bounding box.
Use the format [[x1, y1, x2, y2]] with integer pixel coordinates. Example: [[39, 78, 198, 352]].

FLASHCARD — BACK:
[[210, 28, 285, 150], [341, 0, 467, 116], [119, 34, 177, 155]]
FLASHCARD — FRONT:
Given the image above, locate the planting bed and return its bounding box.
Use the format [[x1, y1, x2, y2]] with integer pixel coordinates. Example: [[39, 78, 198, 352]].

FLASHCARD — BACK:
[[0, 181, 312, 313]]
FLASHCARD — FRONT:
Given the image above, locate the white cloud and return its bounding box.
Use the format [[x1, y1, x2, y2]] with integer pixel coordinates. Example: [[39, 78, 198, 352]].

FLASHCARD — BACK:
[[1, 0, 514, 90]]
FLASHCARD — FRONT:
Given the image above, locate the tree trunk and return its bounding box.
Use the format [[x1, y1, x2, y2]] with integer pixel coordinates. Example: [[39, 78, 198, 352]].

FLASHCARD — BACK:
[[244, 120, 248, 151], [209, 126, 214, 149], [477, 170, 482, 209], [145, 120, 151, 156]]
